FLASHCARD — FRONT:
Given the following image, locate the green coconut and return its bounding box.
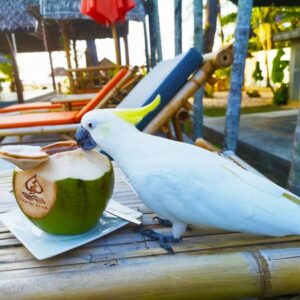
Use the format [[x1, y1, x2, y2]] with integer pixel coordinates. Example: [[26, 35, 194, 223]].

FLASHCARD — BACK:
[[12, 148, 114, 235]]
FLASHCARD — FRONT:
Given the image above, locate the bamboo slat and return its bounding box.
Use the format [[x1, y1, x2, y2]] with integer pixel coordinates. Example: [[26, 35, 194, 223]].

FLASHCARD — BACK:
[[0, 124, 80, 137], [50, 93, 98, 104], [1, 164, 300, 299]]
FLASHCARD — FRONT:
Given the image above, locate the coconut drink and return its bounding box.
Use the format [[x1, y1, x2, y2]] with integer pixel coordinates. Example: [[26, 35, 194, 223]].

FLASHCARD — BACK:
[[0, 141, 114, 235]]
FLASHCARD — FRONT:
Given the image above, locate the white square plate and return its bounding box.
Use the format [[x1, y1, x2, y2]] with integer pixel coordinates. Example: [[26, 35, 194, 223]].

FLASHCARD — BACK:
[[0, 199, 142, 260]]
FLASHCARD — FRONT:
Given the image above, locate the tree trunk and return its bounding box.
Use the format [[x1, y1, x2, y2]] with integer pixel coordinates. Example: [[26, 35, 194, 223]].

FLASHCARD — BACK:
[[5, 34, 24, 103], [223, 0, 253, 154], [288, 108, 300, 195], [41, 20, 56, 91], [60, 22, 74, 93], [192, 0, 204, 139], [203, 0, 218, 54], [174, 0, 182, 56]]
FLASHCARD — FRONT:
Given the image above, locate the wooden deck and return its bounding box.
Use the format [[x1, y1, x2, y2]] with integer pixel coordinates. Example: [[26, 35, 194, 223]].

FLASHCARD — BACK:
[[1, 164, 300, 299]]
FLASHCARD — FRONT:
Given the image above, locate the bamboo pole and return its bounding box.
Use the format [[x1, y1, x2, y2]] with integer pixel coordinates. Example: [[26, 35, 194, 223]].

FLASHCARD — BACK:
[[144, 46, 233, 134], [176, 108, 190, 122], [60, 22, 75, 93], [144, 61, 214, 134], [5, 34, 24, 103], [41, 20, 56, 92], [195, 138, 219, 152], [172, 116, 183, 141], [2, 249, 300, 299], [123, 35, 130, 66], [95, 69, 133, 109], [112, 24, 121, 67], [142, 19, 150, 71], [161, 124, 174, 140], [202, 43, 233, 69], [72, 40, 79, 69], [183, 101, 193, 111], [0, 124, 80, 137]]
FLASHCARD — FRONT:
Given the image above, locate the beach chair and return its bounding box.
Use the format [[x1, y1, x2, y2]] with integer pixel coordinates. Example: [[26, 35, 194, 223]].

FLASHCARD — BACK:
[[0, 69, 132, 114], [0, 46, 232, 139]]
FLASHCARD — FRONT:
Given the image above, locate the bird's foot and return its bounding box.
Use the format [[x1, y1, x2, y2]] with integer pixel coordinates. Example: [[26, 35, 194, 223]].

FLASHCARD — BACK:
[[152, 216, 172, 227], [140, 229, 181, 254], [152, 216, 192, 232]]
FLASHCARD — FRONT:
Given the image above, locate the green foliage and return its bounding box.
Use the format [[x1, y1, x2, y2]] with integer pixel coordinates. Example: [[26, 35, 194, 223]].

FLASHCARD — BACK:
[[214, 66, 231, 79], [271, 48, 289, 105], [273, 83, 289, 105], [220, 6, 300, 49], [204, 83, 215, 98], [252, 61, 264, 82], [220, 12, 237, 26], [271, 48, 288, 84], [0, 56, 13, 81]]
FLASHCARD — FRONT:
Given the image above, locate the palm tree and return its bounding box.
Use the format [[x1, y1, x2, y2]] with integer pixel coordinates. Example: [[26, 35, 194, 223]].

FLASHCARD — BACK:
[[223, 0, 253, 154]]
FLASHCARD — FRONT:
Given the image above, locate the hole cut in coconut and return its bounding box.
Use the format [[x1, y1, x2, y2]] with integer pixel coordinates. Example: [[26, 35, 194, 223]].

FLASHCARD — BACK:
[[0, 141, 79, 170], [42, 141, 79, 155]]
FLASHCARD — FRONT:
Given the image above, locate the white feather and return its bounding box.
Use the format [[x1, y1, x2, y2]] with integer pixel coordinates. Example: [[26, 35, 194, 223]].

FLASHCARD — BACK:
[[82, 110, 300, 238]]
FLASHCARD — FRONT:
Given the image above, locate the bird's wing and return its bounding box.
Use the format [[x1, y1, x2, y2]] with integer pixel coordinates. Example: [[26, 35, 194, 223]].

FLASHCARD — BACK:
[[135, 152, 300, 236]]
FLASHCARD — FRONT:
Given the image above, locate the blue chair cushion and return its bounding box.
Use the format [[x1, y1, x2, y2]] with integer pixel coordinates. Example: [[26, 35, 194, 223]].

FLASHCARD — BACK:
[[118, 48, 203, 130]]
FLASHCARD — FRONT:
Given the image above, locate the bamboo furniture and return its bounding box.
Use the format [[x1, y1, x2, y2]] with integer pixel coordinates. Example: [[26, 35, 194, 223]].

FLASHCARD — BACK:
[[0, 69, 133, 138], [1, 163, 300, 299], [67, 65, 122, 94], [144, 44, 233, 138], [0, 46, 227, 140]]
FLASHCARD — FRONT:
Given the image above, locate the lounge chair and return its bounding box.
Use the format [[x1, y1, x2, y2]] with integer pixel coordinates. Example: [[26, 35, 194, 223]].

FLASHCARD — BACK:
[[0, 69, 132, 114], [0, 46, 232, 139]]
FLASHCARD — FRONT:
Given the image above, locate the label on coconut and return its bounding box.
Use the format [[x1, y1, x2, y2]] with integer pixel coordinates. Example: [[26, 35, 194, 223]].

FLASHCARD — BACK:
[[14, 172, 56, 218]]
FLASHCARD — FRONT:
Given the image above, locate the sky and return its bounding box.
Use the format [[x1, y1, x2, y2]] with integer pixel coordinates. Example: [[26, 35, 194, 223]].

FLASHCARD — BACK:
[[16, 0, 237, 85]]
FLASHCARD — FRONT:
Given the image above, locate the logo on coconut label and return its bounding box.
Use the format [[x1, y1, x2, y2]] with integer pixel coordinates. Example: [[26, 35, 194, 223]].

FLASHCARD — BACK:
[[14, 172, 56, 218], [22, 175, 46, 205]]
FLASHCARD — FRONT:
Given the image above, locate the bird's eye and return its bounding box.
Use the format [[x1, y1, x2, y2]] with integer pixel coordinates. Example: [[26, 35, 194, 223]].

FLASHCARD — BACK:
[[88, 122, 93, 129]]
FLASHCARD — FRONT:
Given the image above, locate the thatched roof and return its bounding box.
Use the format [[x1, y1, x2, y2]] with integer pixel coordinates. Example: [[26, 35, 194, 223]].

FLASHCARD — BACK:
[[62, 19, 129, 40], [127, 0, 146, 22], [40, 0, 85, 20], [0, 0, 39, 32], [40, 0, 146, 21], [0, 28, 63, 54], [230, 0, 300, 6], [98, 58, 116, 69]]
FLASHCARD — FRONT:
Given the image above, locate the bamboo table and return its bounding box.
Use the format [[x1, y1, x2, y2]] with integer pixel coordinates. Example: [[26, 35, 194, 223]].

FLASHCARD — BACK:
[[1, 165, 300, 299]]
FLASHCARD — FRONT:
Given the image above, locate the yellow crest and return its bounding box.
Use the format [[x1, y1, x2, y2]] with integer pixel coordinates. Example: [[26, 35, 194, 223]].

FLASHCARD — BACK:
[[114, 95, 161, 125]]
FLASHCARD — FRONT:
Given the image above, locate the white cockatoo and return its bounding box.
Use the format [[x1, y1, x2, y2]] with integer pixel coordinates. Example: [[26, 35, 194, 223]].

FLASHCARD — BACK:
[[76, 95, 300, 253]]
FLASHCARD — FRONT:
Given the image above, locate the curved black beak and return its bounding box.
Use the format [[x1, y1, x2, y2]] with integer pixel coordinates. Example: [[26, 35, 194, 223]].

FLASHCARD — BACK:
[[75, 127, 97, 150]]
